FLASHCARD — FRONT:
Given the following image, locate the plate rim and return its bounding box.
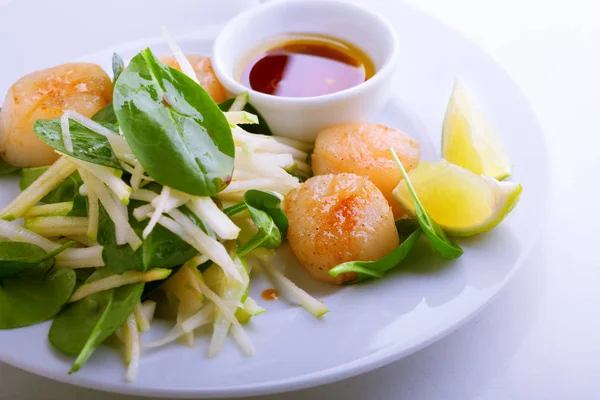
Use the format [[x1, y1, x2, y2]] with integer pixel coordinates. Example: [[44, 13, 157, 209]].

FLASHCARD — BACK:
[[0, 1, 551, 397]]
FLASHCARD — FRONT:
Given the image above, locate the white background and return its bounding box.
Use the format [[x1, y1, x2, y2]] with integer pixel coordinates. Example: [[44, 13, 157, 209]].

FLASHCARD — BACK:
[[2, 0, 599, 399]]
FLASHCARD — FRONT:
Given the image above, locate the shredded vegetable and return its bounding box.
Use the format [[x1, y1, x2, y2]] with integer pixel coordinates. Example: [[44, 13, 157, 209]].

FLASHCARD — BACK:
[[0, 29, 334, 384]]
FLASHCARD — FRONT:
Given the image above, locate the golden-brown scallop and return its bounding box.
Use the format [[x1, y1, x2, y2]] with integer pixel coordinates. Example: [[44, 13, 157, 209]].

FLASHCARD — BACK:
[[0, 63, 112, 167], [161, 55, 228, 103], [284, 173, 399, 285], [312, 122, 420, 219]]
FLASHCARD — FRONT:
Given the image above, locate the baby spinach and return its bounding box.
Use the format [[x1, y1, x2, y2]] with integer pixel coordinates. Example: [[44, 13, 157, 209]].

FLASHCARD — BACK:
[[67, 193, 88, 217], [390, 149, 463, 259], [112, 53, 125, 83], [98, 201, 198, 273], [0, 159, 19, 175], [218, 97, 272, 135], [0, 241, 74, 279], [0, 268, 76, 329], [49, 269, 143, 373], [224, 190, 288, 256], [329, 228, 422, 283], [92, 103, 117, 124], [74, 269, 94, 284], [20, 168, 82, 204], [34, 119, 122, 170], [114, 48, 235, 196]]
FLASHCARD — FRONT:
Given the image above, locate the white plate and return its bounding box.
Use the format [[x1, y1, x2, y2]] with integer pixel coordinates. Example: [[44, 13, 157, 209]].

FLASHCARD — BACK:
[[0, 0, 549, 398]]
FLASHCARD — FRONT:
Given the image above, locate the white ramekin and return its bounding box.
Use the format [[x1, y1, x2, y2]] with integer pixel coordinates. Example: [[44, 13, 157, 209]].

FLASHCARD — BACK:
[[212, 0, 400, 142]]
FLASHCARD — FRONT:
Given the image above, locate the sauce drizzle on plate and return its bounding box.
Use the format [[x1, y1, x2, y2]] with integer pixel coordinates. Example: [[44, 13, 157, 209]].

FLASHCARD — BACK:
[[261, 288, 279, 301]]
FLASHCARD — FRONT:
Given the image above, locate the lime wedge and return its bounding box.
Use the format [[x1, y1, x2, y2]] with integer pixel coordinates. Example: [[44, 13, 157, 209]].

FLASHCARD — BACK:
[[442, 78, 512, 180], [392, 160, 522, 236]]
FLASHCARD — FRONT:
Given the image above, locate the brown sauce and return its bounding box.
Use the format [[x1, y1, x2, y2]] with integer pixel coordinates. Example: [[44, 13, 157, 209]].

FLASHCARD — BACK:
[[240, 33, 374, 98], [261, 288, 280, 301]]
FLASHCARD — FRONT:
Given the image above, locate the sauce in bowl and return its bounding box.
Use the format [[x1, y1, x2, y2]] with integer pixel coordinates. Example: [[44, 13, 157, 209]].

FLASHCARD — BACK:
[[239, 33, 374, 98]]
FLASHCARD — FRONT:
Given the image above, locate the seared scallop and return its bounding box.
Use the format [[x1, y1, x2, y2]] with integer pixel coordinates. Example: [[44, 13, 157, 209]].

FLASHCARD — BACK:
[[312, 122, 420, 218], [284, 173, 399, 285], [161, 55, 228, 103], [0, 63, 112, 167]]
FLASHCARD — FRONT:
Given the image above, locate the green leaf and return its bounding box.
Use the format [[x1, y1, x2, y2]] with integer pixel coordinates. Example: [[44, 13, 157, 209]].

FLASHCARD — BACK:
[[114, 48, 235, 196], [91, 103, 117, 124], [224, 189, 288, 236], [389, 149, 463, 259], [224, 190, 288, 256], [329, 228, 421, 283], [74, 269, 94, 283], [33, 119, 122, 170], [67, 193, 88, 217], [218, 97, 272, 135], [97, 201, 198, 273], [246, 191, 288, 237], [0, 242, 52, 279], [48, 269, 143, 373], [20, 168, 82, 204], [0, 241, 74, 279], [237, 206, 281, 257], [0, 159, 19, 175], [0, 268, 76, 329], [112, 53, 125, 83]]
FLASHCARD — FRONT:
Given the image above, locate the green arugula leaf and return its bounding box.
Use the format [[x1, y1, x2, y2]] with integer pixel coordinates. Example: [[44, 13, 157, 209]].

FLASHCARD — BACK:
[[0, 268, 76, 329], [114, 48, 234, 196], [389, 149, 463, 259], [33, 119, 122, 170], [20, 167, 82, 204]]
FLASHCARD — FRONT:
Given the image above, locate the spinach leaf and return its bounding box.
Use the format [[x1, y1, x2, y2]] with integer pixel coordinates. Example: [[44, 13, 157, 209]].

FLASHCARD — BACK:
[[218, 98, 272, 135], [74, 269, 94, 283], [224, 190, 288, 256], [237, 206, 281, 256], [112, 53, 125, 83], [0, 159, 19, 175], [20, 168, 82, 204], [390, 149, 463, 259], [91, 103, 117, 124], [244, 190, 288, 237], [0, 241, 74, 279], [114, 48, 235, 196], [224, 190, 288, 235], [0, 242, 51, 279], [0, 268, 76, 329], [34, 119, 122, 170], [98, 201, 198, 273], [49, 268, 143, 373], [67, 193, 88, 217], [329, 228, 422, 283]]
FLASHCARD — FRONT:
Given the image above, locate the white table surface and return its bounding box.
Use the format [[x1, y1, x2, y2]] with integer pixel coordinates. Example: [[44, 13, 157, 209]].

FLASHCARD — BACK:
[[2, 1, 599, 399]]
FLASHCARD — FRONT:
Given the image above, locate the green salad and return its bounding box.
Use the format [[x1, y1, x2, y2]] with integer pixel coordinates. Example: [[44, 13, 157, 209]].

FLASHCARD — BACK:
[[0, 37, 318, 382]]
